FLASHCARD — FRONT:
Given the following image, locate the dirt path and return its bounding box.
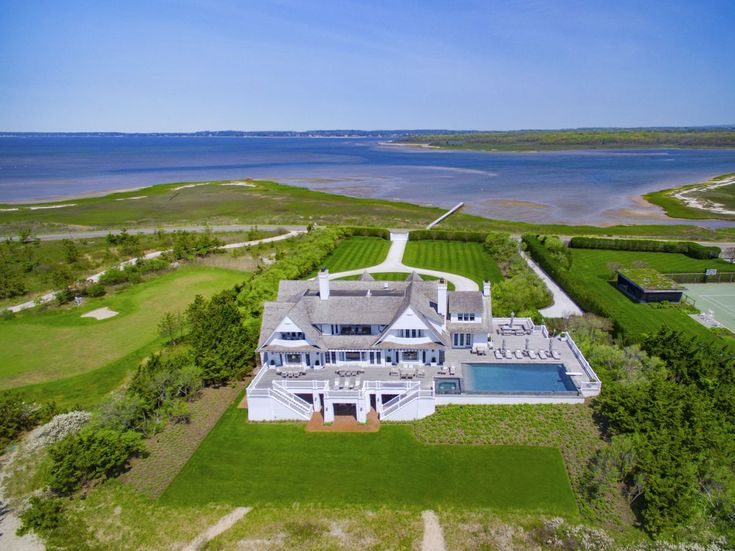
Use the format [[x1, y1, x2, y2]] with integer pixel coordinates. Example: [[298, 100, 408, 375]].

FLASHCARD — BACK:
[[181, 507, 251, 551], [0, 452, 44, 551], [421, 510, 446, 551]]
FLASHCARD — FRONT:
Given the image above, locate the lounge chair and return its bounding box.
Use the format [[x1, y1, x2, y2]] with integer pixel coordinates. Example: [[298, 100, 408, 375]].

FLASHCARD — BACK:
[[504, 349, 513, 360], [354, 377, 360, 388], [514, 349, 524, 359], [551, 350, 561, 360], [528, 350, 538, 360], [495, 349, 504, 359], [334, 377, 340, 389], [538, 350, 548, 360], [449, 365, 456, 376]]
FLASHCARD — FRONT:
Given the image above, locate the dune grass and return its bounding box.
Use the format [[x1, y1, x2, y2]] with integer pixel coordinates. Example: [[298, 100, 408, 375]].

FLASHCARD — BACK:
[[643, 173, 735, 221], [402, 240, 503, 285], [0, 265, 247, 398], [321, 236, 390, 272], [1, 179, 733, 242], [161, 403, 577, 515]]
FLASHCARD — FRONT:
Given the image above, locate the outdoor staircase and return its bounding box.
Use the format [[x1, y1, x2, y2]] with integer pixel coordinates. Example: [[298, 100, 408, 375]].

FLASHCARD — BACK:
[[270, 383, 313, 419]]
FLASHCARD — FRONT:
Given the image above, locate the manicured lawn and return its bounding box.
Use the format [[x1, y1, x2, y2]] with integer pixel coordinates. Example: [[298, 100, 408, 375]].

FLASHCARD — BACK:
[[402, 240, 503, 285], [569, 248, 735, 342], [321, 236, 390, 272], [161, 403, 578, 514], [0, 265, 247, 394]]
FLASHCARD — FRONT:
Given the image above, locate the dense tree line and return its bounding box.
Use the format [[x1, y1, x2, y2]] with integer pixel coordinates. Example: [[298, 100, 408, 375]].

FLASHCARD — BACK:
[[590, 329, 735, 538]]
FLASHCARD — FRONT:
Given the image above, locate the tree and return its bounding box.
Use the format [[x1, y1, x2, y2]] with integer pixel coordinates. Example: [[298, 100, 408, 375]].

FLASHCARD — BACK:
[[483, 232, 518, 265], [62, 239, 79, 264], [158, 311, 184, 345], [187, 290, 251, 385]]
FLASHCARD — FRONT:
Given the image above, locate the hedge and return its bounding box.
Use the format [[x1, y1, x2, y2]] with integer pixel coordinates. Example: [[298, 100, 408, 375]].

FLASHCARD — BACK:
[[341, 226, 391, 240], [408, 229, 487, 242], [569, 236, 720, 260], [522, 234, 624, 337]]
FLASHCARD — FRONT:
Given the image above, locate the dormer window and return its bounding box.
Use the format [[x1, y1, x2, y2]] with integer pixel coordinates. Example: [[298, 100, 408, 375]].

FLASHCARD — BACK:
[[456, 313, 476, 321]]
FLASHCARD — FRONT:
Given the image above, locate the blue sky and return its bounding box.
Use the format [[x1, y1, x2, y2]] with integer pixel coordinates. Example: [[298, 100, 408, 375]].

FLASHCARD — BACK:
[[1, 0, 734, 131]]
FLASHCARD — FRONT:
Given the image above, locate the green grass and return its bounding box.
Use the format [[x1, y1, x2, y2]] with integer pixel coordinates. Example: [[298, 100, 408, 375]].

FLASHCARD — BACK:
[[2, 179, 734, 242], [403, 240, 503, 285], [321, 237, 390, 272], [399, 129, 735, 151], [161, 403, 578, 515], [0, 265, 247, 393], [643, 173, 735, 221], [569, 248, 735, 341]]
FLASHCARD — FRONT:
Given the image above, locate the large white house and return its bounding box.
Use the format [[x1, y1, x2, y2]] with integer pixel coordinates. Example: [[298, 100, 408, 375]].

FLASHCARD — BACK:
[[247, 270, 600, 423]]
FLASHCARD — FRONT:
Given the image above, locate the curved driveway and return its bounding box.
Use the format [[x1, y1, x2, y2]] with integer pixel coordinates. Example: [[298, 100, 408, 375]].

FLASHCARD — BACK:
[[328, 232, 479, 291]]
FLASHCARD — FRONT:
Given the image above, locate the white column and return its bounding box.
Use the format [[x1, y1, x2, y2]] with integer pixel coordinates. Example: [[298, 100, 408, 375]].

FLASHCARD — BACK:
[[323, 400, 334, 423], [312, 392, 322, 412]]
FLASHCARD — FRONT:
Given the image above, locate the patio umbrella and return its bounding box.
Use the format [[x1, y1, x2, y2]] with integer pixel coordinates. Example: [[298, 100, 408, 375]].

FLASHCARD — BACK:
[[548, 339, 553, 353], [510, 312, 515, 327], [525, 337, 529, 351], [502, 338, 506, 351]]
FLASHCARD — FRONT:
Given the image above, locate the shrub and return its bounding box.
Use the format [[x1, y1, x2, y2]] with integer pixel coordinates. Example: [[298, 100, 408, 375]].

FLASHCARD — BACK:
[[84, 282, 106, 297], [483, 231, 518, 264], [17, 495, 66, 538], [569, 236, 721, 260], [408, 229, 487, 242], [46, 428, 145, 495], [98, 267, 127, 286], [0, 392, 55, 450], [342, 226, 390, 239]]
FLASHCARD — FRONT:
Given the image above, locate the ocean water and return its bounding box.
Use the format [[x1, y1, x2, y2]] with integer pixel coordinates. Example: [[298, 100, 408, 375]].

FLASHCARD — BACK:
[[1, 136, 734, 225]]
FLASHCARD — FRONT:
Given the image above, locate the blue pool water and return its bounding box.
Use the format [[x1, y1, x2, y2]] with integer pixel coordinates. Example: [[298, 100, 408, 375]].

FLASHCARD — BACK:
[[462, 363, 578, 393]]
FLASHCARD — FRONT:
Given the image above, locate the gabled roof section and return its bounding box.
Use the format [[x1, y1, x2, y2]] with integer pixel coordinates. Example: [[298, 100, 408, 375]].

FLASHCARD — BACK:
[[407, 271, 423, 282]]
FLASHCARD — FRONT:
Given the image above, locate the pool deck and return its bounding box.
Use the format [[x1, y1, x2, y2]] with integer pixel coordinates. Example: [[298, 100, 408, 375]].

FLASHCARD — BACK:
[[252, 332, 598, 395]]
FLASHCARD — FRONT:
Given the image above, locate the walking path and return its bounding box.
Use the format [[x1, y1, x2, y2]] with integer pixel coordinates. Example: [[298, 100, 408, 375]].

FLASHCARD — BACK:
[[6, 230, 304, 313], [0, 451, 45, 551], [182, 507, 251, 551], [328, 232, 478, 291], [421, 511, 446, 551], [7, 224, 307, 241], [519, 250, 583, 318]]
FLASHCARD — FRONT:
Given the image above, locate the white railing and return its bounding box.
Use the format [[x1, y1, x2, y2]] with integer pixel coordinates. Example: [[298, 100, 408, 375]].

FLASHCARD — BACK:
[[275, 380, 329, 392], [561, 332, 602, 395], [270, 386, 313, 418], [364, 381, 420, 392], [246, 365, 271, 393], [325, 389, 363, 400], [381, 389, 433, 418]]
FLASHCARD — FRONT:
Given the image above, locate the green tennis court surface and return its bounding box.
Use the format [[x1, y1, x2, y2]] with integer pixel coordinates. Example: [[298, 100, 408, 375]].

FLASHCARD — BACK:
[[684, 283, 735, 332]]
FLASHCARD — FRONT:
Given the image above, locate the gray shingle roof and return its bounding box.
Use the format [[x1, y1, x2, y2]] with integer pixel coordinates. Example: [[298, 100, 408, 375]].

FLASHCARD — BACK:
[[448, 291, 484, 313], [258, 277, 488, 352]]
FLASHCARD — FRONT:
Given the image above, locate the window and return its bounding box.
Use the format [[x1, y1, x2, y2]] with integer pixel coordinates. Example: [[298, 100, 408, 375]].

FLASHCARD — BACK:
[[345, 351, 362, 362], [456, 313, 476, 322], [285, 353, 301, 364], [339, 325, 371, 336], [281, 331, 305, 340], [402, 350, 418, 361], [452, 333, 472, 348], [398, 329, 424, 338]]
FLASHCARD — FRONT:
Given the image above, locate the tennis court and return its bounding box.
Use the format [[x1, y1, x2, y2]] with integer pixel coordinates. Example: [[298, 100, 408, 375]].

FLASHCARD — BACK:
[[684, 283, 735, 332]]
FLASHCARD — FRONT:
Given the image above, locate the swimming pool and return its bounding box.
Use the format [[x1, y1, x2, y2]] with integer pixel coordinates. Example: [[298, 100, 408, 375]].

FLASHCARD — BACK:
[[462, 363, 578, 394]]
